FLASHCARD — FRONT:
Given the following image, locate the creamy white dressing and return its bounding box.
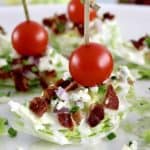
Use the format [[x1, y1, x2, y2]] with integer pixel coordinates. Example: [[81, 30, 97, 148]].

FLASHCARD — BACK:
[[62, 72, 71, 81], [0, 58, 7, 67], [122, 140, 138, 150], [8, 63, 133, 145], [38, 56, 54, 72], [69, 89, 91, 103], [117, 44, 146, 66], [91, 19, 122, 49]]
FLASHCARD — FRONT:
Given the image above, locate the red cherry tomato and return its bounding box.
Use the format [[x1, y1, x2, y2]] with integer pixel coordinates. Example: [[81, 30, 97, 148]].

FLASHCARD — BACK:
[[12, 21, 48, 56], [68, 0, 96, 25], [69, 43, 113, 87]]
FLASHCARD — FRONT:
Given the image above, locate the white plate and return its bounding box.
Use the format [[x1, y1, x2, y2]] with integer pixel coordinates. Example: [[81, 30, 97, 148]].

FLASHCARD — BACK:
[[0, 4, 150, 150]]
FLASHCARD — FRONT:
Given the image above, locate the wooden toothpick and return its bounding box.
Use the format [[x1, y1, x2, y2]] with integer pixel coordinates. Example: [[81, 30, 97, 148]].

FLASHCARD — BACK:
[[84, 0, 90, 44], [22, 0, 30, 21]]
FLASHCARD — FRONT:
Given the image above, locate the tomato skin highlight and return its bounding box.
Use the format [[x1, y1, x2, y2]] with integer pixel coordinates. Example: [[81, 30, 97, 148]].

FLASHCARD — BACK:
[[12, 21, 48, 56], [69, 43, 113, 87], [68, 0, 96, 25]]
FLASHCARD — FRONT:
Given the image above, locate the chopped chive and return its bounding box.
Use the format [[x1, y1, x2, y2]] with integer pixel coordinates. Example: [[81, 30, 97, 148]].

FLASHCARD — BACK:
[[6, 91, 11, 97], [128, 141, 133, 146], [57, 23, 65, 33], [2, 65, 12, 72], [4, 120, 9, 125], [111, 76, 117, 80], [145, 36, 150, 48], [31, 66, 38, 73], [107, 132, 117, 140], [70, 105, 80, 113], [8, 127, 17, 138], [22, 60, 29, 65]]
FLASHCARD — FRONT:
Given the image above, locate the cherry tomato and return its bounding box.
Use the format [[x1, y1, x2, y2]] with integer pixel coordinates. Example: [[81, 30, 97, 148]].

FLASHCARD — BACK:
[[12, 21, 48, 56], [68, 0, 96, 25], [69, 42, 113, 87]]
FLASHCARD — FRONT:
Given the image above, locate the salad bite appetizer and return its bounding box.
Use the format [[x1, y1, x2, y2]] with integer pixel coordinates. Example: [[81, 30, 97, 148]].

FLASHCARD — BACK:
[[0, 0, 67, 93], [9, 0, 135, 145]]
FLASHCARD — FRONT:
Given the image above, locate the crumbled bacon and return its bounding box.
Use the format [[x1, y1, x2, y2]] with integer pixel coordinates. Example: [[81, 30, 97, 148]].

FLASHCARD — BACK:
[[131, 36, 147, 50], [57, 14, 68, 22], [56, 79, 78, 91], [39, 70, 57, 89], [65, 81, 79, 91], [11, 68, 29, 92], [104, 84, 119, 110], [102, 12, 115, 21], [12, 57, 24, 65], [72, 111, 82, 125], [29, 97, 48, 117], [57, 112, 74, 129], [87, 104, 104, 127], [75, 24, 84, 36], [55, 79, 71, 88], [39, 76, 49, 89], [42, 85, 57, 104], [0, 69, 11, 79], [0, 26, 5, 35]]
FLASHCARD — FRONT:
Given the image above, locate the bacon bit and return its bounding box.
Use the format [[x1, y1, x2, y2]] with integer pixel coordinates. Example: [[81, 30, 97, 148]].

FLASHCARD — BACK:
[[75, 24, 84, 36], [102, 12, 115, 21], [72, 111, 82, 125], [0, 69, 11, 79], [104, 84, 119, 110], [57, 112, 74, 129], [57, 14, 68, 22], [56, 79, 78, 91], [39, 76, 49, 89], [39, 70, 57, 89], [131, 36, 147, 50], [65, 81, 79, 91], [87, 104, 104, 127], [42, 85, 57, 104], [12, 58, 23, 65], [55, 79, 72, 88], [41, 70, 56, 79], [29, 97, 48, 117], [11, 68, 29, 92], [0, 26, 6, 35], [43, 18, 55, 27]]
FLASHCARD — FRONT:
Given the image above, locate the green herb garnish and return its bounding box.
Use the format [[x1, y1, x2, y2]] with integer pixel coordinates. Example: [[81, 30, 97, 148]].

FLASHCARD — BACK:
[[111, 76, 117, 80], [98, 85, 107, 98], [128, 141, 133, 146], [70, 105, 80, 113], [57, 23, 65, 33], [2, 64, 11, 72], [22, 60, 29, 65], [145, 36, 150, 48], [31, 66, 38, 73], [142, 130, 150, 144], [107, 132, 117, 140], [0, 117, 7, 135], [8, 127, 17, 138]]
